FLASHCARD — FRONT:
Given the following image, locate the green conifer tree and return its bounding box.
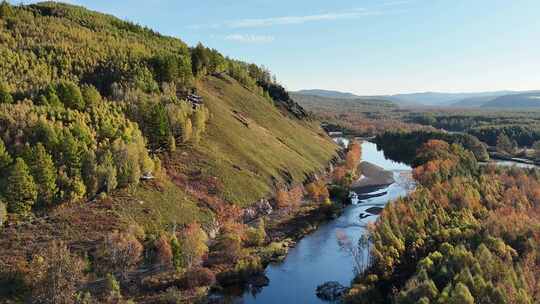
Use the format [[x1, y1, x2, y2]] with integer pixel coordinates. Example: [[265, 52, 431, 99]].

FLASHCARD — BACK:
[[5, 158, 38, 215], [450, 283, 474, 304], [0, 138, 12, 170], [29, 143, 57, 207], [56, 81, 85, 110], [0, 82, 13, 104], [81, 150, 99, 198]]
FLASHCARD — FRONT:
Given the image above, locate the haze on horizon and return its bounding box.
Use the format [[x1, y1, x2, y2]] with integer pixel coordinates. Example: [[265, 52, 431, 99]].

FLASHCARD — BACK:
[[11, 0, 540, 95]]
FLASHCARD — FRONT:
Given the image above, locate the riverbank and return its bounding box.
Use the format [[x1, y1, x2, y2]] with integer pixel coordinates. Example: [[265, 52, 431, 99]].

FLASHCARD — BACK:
[[219, 141, 413, 303]]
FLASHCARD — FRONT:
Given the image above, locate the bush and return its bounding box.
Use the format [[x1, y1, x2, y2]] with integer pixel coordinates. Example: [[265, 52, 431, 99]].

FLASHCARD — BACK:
[[233, 256, 263, 281], [159, 287, 182, 304], [104, 273, 122, 301], [245, 219, 266, 247], [97, 231, 143, 279], [30, 241, 84, 304], [182, 267, 215, 289]]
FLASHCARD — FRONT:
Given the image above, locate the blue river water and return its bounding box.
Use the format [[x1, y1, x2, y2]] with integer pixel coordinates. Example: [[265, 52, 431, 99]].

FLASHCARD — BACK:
[[230, 141, 413, 303]]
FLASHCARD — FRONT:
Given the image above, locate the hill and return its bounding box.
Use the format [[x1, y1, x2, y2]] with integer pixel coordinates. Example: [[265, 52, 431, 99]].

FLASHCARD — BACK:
[[481, 92, 540, 108], [386, 91, 515, 107], [294, 89, 360, 99], [0, 2, 337, 302], [449, 95, 499, 107], [291, 92, 396, 110]]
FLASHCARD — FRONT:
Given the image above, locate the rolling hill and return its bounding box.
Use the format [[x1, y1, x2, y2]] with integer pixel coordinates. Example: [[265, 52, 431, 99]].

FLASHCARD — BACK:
[[481, 92, 540, 108], [294, 89, 361, 99], [291, 92, 397, 116]]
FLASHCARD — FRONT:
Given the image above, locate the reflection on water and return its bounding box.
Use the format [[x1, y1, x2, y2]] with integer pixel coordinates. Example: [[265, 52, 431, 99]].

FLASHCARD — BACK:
[[231, 142, 413, 304]]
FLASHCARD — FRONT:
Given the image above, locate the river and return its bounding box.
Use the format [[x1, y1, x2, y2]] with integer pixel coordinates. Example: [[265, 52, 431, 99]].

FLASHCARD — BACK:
[[223, 141, 414, 303]]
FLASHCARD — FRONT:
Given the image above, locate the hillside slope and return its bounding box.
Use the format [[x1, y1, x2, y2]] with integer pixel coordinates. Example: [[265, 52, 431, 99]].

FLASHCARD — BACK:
[[0, 2, 337, 302], [179, 76, 337, 207]]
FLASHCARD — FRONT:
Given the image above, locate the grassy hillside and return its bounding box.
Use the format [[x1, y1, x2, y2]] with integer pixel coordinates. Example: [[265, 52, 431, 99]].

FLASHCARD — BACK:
[[195, 76, 337, 206], [0, 2, 337, 302]]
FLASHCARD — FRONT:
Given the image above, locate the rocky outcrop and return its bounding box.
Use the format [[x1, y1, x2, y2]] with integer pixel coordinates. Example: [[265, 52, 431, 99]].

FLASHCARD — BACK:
[[316, 281, 350, 301], [258, 81, 309, 119], [242, 199, 273, 223]]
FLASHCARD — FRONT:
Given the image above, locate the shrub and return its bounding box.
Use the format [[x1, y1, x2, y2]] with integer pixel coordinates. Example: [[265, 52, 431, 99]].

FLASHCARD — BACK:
[[104, 273, 122, 301], [211, 232, 243, 264], [160, 287, 182, 304], [233, 256, 263, 281], [30, 241, 84, 304], [97, 231, 143, 279], [182, 267, 215, 289], [245, 218, 266, 247], [155, 234, 173, 268], [306, 180, 329, 202], [178, 223, 208, 268]]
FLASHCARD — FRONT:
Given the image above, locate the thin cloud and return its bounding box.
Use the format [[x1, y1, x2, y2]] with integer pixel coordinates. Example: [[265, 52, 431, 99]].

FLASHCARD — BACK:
[[189, 8, 383, 30], [227, 9, 379, 28], [224, 34, 275, 43], [381, 0, 412, 6]]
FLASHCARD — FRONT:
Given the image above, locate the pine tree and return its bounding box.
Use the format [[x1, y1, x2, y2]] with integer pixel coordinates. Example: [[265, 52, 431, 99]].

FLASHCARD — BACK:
[[149, 103, 170, 148], [192, 106, 207, 143], [449, 283, 474, 304], [168, 135, 176, 153], [5, 158, 38, 215], [0, 138, 12, 170], [81, 150, 99, 198], [98, 151, 118, 193], [60, 132, 82, 175], [56, 81, 85, 110], [182, 118, 193, 143], [81, 84, 102, 108], [29, 143, 57, 207], [0, 82, 13, 104], [43, 85, 62, 107]]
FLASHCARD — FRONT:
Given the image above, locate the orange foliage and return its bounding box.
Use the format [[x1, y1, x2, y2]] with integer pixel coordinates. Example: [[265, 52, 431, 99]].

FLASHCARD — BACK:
[[275, 186, 304, 209], [155, 234, 173, 267], [275, 188, 290, 209], [345, 140, 362, 171], [413, 158, 456, 186], [305, 180, 330, 202], [288, 185, 304, 208], [333, 166, 347, 184]]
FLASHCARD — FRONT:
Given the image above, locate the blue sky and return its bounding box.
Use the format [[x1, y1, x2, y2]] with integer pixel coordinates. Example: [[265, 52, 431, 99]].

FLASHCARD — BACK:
[[12, 0, 540, 95]]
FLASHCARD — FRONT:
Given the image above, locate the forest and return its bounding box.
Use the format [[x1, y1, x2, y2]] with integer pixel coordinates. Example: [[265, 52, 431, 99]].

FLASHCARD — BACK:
[[345, 138, 540, 303], [0, 2, 340, 303]]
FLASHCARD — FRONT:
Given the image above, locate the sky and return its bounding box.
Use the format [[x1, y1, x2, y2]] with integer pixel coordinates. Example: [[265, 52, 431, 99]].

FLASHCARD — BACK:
[[11, 0, 540, 95]]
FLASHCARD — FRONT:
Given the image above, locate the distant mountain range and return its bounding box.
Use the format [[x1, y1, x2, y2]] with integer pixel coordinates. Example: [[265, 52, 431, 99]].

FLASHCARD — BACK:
[[295, 89, 360, 100], [293, 89, 540, 108], [481, 92, 540, 108]]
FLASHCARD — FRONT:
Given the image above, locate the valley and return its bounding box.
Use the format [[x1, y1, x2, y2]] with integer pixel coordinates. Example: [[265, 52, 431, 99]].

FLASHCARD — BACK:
[[1, 1, 540, 304]]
